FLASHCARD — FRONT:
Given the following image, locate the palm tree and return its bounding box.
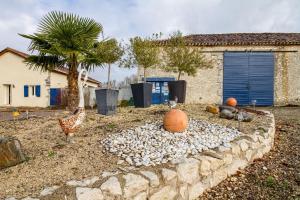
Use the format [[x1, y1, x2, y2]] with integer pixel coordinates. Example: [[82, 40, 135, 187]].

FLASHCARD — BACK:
[[19, 11, 105, 111]]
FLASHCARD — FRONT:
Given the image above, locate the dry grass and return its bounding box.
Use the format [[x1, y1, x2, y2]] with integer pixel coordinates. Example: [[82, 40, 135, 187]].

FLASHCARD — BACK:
[[0, 104, 268, 198]]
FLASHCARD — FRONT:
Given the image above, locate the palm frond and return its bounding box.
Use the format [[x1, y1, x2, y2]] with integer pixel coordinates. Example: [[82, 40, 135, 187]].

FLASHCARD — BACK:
[[37, 11, 102, 51], [25, 55, 66, 72]]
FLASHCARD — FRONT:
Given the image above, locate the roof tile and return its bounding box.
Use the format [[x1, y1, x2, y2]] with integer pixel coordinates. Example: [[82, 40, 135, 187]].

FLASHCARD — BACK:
[[159, 33, 300, 46]]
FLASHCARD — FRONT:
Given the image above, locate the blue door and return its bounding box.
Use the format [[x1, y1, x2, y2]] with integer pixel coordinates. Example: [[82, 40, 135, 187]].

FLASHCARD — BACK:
[[146, 77, 175, 104], [223, 52, 274, 106], [151, 82, 162, 104], [50, 88, 62, 106]]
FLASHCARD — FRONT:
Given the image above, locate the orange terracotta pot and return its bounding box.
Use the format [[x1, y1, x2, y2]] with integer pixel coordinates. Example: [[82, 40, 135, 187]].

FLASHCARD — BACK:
[[226, 97, 237, 107], [163, 109, 188, 133]]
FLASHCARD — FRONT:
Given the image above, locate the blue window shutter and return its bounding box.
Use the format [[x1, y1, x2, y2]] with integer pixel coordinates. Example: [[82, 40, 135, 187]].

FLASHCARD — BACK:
[[36, 85, 41, 97], [24, 85, 29, 97]]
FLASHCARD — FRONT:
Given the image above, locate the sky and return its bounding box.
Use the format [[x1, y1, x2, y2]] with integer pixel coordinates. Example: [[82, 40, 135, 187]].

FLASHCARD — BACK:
[[1, 0, 300, 83]]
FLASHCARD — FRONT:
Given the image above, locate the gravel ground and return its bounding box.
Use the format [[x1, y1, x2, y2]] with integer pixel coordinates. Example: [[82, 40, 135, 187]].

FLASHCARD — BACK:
[[102, 119, 241, 166], [0, 104, 268, 199], [199, 106, 300, 200]]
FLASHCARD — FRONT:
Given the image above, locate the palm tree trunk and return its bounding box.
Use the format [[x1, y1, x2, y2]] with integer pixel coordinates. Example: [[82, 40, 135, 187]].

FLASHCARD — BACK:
[[67, 62, 79, 111]]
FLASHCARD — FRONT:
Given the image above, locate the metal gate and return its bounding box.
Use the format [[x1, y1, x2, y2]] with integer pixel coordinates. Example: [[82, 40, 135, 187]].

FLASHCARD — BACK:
[[223, 52, 274, 106]]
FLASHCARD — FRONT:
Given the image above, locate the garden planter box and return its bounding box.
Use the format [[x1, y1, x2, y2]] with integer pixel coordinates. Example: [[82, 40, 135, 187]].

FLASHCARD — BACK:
[[95, 89, 119, 115], [168, 80, 187, 103], [131, 83, 152, 108]]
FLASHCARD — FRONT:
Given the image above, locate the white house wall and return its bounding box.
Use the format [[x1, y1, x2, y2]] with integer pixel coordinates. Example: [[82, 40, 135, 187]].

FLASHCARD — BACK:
[[0, 51, 100, 108], [0, 52, 49, 107]]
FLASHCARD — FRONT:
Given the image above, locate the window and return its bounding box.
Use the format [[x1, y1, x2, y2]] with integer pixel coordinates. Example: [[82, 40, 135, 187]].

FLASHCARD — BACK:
[[31, 86, 35, 96], [24, 85, 41, 97]]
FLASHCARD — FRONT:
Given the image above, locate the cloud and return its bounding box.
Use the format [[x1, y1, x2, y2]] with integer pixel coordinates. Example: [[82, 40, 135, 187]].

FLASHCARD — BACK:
[[1, 0, 300, 82]]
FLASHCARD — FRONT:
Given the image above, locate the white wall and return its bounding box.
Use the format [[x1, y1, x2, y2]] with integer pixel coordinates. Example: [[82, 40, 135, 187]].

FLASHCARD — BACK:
[[0, 51, 100, 107], [0, 52, 49, 107]]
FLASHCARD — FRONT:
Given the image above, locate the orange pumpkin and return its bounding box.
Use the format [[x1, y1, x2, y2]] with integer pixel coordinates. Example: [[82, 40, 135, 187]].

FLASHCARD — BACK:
[[226, 97, 237, 107], [163, 109, 188, 133]]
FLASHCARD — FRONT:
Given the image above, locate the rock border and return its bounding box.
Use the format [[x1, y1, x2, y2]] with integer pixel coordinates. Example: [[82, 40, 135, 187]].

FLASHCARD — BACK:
[[6, 112, 275, 200]]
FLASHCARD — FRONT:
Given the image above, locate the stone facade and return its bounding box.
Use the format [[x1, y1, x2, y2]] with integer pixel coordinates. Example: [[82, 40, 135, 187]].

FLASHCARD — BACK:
[[9, 112, 275, 200], [138, 45, 300, 106]]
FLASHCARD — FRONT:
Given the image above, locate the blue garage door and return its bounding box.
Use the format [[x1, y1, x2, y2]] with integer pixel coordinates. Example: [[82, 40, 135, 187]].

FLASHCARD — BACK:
[[223, 52, 274, 106]]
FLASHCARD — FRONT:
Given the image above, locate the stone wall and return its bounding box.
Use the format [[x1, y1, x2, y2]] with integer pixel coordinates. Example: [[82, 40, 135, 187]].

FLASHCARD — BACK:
[[12, 112, 275, 200], [138, 45, 300, 105]]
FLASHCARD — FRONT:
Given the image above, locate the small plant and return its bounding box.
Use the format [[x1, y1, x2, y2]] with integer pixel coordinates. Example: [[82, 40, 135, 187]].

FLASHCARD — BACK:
[[25, 156, 31, 162], [265, 176, 276, 187], [48, 151, 56, 158], [281, 180, 289, 189], [120, 100, 130, 107], [106, 123, 117, 131]]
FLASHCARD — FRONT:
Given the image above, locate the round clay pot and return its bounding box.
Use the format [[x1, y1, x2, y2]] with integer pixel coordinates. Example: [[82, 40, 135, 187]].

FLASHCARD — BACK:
[[163, 109, 188, 133], [226, 97, 237, 107]]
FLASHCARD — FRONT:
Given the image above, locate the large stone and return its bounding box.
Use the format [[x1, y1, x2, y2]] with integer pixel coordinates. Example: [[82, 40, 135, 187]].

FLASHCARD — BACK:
[[220, 109, 234, 119], [234, 111, 254, 122], [133, 192, 147, 200], [239, 140, 249, 152], [206, 105, 219, 114], [250, 141, 261, 149], [227, 160, 248, 176], [210, 168, 228, 187], [202, 150, 223, 159], [178, 184, 188, 200], [223, 154, 233, 165], [245, 149, 254, 162], [261, 144, 272, 154], [76, 187, 103, 200], [231, 144, 241, 156], [176, 158, 200, 184], [198, 157, 211, 176], [21, 198, 39, 200], [252, 149, 264, 160], [40, 186, 60, 196], [101, 171, 119, 178], [217, 146, 231, 153], [100, 176, 122, 196], [140, 171, 159, 187], [149, 186, 177, 200], [161, 168, 177, 182], [0, 136, 26, 169], [123, 173, 149, 198], [188, 182, 205, 200], [204, 156, 224, 171], [67, 176, 99, 187]]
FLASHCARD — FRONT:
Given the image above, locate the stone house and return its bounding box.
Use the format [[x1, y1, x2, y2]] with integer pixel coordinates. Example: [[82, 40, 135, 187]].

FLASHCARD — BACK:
[[0, 47, 100, 108], [138, 33, 300, 106]]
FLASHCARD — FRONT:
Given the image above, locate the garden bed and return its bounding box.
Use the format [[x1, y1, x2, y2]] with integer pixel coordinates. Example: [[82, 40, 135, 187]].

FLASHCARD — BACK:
[[0, 104, 272, 199]]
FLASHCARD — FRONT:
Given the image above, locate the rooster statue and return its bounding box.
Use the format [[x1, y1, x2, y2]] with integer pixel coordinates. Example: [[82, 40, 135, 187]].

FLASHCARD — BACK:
[[59, 69, 88, 143]]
